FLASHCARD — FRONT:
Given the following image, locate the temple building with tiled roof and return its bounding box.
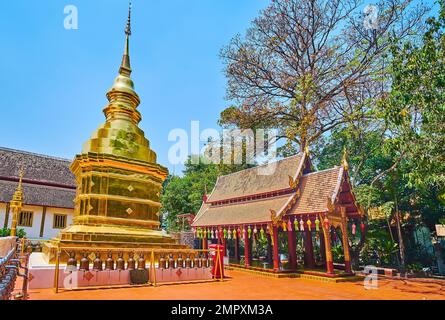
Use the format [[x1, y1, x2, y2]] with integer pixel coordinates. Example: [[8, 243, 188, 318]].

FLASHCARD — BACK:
[[0, 147, 75, 239], [192, 151, 365, 276]]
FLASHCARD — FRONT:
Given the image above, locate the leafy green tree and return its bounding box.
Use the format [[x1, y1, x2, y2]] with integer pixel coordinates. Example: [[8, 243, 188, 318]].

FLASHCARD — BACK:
[[379, 0, 445, 199], [160, 156, 252, 231]]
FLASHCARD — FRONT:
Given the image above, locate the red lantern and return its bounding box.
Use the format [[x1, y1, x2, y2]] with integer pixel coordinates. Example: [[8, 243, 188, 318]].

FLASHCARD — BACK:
[[323, 216, 330, 230], [360, 222, 365, 233]]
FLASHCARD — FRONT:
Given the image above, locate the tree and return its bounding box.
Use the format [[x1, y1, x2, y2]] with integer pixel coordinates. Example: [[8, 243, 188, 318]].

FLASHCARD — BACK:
[[219, 0, 427, 152], [160, 160, 220, 231], [379, 0, 445, 199]]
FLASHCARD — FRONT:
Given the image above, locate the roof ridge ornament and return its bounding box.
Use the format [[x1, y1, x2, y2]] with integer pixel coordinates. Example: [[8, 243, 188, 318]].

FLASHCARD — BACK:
[[10, 166, 25, 237], [304, 145, 310, 155], [342, 146, 349, 171], [17, 167, 24, 192]]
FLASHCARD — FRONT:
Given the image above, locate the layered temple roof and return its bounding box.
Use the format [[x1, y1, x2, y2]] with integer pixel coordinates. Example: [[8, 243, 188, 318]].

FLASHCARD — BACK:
[[288, 167, 343, 215], [0, 147, 76, 208], [192, 152, 362, 227], [207, 154, 306, 202]]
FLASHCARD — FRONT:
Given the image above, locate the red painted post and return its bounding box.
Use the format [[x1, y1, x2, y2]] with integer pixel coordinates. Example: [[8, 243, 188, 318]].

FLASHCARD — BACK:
[[234, 231, 240, 262], [266, 232, 273, 264], [319, 231, 326, 264], [304, 229, 316, 268], [203, 236, 208, 258], [244, 225, 251, 267], [322, 223, 334, 275], [287, 217, 297, 271], [341, 207, 353, 274], [272, 225, 280, 271]]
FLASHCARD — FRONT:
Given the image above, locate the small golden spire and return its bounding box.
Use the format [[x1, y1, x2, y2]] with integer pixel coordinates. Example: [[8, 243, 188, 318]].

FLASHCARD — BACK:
[[342, 146, 349, 171], [106, 0, 140, 111], [18, 167, 24, 189], [304, 144, 310, 155], [119, 1, 132, 77]]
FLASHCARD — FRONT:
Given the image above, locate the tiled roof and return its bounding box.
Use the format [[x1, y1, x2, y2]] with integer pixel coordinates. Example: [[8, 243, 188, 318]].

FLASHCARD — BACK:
[[207, 154, 305, 202], [0, 147, 76, 208], [289, 167, 343, 215], [0, 147, 75, 187], [192, 194, 292, 226], [0, 180, 75, 209]]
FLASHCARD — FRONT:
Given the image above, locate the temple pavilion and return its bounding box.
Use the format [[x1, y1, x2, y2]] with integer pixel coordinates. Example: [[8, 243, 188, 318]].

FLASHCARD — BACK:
[[192, 151, 365, 276]]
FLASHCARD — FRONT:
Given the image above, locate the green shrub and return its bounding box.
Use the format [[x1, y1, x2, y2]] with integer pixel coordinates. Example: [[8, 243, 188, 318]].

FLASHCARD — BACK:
[[0, 228, 10, 237], [0, 228, 27, 238]]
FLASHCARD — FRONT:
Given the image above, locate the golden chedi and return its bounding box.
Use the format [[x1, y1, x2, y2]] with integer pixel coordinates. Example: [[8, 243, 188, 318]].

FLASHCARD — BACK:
[[44, 5, 184, 262]]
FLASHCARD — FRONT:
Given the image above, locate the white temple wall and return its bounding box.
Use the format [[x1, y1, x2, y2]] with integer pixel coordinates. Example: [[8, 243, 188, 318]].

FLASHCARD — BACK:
[[0, 203, 74, 240]]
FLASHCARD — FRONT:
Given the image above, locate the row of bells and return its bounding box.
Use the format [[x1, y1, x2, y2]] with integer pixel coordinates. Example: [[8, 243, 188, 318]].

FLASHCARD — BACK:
[[66, 252, 213, 271], [194, 218, 365, 240]]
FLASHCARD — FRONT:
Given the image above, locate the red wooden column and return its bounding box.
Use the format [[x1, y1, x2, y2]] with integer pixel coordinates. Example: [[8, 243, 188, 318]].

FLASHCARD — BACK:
[[304, 226, 316, 268], [234, 229, 240, 263], [321, 215, 334, 275], [272, 225, 280, 271], [202, 234, 208, 249], [287, 217, 297, 271], [266, 231, 273, 264], [319, 231, 326, 264], [202, 233, 208, 258], [244, 225, 251, 267], [340, 207, 353, 274]]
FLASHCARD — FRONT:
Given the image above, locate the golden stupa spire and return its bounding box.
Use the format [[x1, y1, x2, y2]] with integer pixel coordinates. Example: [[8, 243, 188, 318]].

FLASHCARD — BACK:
[[119, 1, 132, 77], [105, 0, 141, 123]]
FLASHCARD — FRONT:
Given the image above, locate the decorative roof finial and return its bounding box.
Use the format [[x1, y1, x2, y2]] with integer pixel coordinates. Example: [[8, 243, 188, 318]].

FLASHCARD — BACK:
[[125, 1, 132, 36], [11, 167, 24, 204], [10, 167, 24, 237], [17, 167, 24, 191], [342, 146, 349, 171], [119, 1, 132, 77]]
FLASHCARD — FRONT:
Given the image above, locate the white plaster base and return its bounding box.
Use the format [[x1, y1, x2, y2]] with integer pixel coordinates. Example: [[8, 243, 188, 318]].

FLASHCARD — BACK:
[[28, 253, 214, 289], [153, 267, 213, 283]]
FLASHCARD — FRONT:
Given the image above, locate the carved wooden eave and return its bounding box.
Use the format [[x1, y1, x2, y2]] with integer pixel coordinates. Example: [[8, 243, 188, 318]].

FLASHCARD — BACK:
[[328, 215, 343, 228], [328, 166, 364, 218], [342, 169, 365, 218], [327, 196, 335, 214]]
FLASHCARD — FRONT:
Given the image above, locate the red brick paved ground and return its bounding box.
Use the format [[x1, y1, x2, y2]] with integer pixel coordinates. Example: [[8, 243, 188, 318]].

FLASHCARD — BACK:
[[26, 269, 445, 300]]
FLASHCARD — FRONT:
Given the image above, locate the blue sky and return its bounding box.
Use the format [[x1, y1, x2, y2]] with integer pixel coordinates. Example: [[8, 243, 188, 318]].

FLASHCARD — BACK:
[[0, 0, 437, 175], [0, 0, 268, 173]]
